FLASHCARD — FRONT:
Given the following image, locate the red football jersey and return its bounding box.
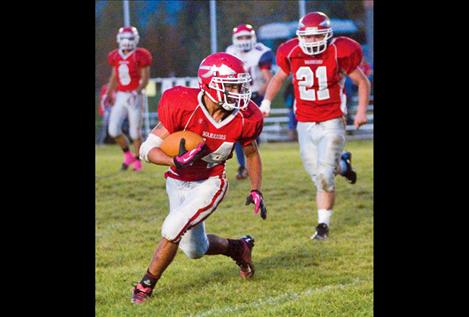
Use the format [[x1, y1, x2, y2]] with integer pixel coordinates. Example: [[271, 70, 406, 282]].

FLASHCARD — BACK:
[[276, 36, 362, 122], [108, 48, 152, 92], [157, 86, 263, 181]]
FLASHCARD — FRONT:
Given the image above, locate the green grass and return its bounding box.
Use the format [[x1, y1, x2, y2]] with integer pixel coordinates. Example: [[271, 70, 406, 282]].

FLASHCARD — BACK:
[[96, 140, 373, 317]]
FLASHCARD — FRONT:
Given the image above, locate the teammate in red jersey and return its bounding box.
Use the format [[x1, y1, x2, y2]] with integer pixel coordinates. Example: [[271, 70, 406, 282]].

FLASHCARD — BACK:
[[260, 12, 371, 240], [103, 26, 152, 171], [130, 52, 267, 304]]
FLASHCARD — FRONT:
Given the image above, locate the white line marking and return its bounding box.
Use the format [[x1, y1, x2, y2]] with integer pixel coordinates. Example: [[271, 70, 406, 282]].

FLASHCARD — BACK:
[[193, 278, 365, 317]]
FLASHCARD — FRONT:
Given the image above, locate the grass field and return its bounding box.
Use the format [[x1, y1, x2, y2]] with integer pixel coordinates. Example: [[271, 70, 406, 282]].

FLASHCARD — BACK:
[[96, 140, 373, 317]]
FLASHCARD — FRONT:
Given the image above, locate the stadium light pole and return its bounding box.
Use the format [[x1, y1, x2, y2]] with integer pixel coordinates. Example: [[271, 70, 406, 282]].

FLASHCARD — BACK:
[[123, 0, 130, 27], [299, 0, 306, 18], [210, 0, 217, 53], [364, 0, 373, 66]]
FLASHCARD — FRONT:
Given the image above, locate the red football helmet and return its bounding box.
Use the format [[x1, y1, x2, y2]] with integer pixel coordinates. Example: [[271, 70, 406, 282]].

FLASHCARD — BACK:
[[232, 24, 256, 52], [198, 52, 252, 111], [296, 12, 333, 55], [116, 26, 139, 51]]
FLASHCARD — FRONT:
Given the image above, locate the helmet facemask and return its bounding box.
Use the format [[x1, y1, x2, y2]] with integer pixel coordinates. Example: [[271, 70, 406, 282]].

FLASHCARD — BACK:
[[205, 73, 252, 111], [296, 28, 333, 55], [233, 33, 256, 52], [117, 32, 139, 51]]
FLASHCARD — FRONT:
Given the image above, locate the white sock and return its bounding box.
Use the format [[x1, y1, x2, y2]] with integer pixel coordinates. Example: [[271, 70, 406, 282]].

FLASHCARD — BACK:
[[318, 209, 333, 226]]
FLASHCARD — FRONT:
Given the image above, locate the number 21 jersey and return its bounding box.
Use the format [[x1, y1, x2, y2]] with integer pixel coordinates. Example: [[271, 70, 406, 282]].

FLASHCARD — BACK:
[[276, 36, 363, 122]]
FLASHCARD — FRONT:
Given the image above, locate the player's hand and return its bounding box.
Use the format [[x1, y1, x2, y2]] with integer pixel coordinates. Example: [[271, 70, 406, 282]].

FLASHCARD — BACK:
[[173, 138, 207, 169], [245, 189, 267, 220], [259, 99, 271, 117], [100, 98, 108, 113], [354, 111, 368, 129], [103, 93, 114, 106]]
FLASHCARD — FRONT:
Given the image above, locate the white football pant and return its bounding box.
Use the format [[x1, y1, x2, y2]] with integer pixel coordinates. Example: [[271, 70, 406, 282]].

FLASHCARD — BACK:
[[108, 91, 143, 140], [162, 175, 228, 259], [297, 118, 346, 192]]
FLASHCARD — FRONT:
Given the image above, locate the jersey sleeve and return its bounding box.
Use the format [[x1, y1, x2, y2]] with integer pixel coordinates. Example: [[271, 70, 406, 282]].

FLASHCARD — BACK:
[[335, 37, 363, 74], [239, 106, 264, 147], [276, 44, 291, 74], [157, 91, 182, 134], [258, 50, 274, 70], [107, 51, 116, 66], [99, 84, 108, 98], [137, 48, 153, 67], [225, 45, 235, 54]]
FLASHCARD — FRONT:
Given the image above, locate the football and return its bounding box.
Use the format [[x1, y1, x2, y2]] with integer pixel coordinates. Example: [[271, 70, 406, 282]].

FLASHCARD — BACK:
[[160, 130, 204, 157]]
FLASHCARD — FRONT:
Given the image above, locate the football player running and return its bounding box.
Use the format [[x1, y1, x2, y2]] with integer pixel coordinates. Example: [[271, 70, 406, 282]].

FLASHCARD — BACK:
[[260, 12, 370, 240], [226, 24, 274, 180], [104, 26, 152, 172], [131, 52, 267, 304]]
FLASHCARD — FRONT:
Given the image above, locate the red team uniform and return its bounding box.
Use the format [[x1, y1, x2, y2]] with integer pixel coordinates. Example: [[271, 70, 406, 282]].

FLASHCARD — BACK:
[[276, 36, 362, 122], [107, 26, 153, 172], [264, 11, 366, 240], [157, 86, 263, 181], [107, 47, 152, 92]]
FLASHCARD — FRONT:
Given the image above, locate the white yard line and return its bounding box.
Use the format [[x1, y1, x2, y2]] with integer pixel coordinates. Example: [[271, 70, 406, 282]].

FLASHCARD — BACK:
[[193, 278, 366, 317]]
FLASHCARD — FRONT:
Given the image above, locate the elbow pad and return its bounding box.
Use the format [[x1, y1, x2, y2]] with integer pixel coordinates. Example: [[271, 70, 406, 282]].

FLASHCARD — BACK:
[[139, 134, 163, 162]]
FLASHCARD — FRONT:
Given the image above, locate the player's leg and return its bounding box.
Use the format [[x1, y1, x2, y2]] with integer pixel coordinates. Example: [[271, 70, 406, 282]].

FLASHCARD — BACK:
[[288, 107, 298, 141], [127, 93, 144, 171], [234, 142, 248, 180], [207, 234, 255, 279], [338, 150, 357, 184], [177, 220, 255, 279], [297, 122, 319, 182], [298, 122, 328, 239], [132, 176, 186, 304], [131, 238, 179, 304], [174, 175, 255, 278], [108, 92, 135, 170], [132, 175, 229, 303], [311, 118, 346, 240]]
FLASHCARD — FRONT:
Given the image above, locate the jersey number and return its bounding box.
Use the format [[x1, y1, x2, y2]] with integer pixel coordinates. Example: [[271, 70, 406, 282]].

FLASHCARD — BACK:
[[296, 66, 330, 101], [202, 142, 234, 168], [118, 64, 131, 85]]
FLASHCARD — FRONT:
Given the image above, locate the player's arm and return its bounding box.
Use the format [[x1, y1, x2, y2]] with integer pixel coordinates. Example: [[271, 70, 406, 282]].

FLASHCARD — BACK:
[[104, 68, 118, 104], [140, 122, 206, 168], [136, 66, 150, 94], [139, 122, 175, 166], [259, 68, 289, 116], [244, 141, 267, 219], [347, 67, 371, 129], [244, 141, 262, 191]]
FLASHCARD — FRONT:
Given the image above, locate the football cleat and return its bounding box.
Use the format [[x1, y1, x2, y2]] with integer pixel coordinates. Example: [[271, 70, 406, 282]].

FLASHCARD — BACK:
[[311, 223, 329, 240], [131, 282, 153, 304], [340, 151, 357, 184], [121, 151, 136, 170], [133, 159, 142, 172], [231, 235, 255, 279], [236, 166, 249, 180]]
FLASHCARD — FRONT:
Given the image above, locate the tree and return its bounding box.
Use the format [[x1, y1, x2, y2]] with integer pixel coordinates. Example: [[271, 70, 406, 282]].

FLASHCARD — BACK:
[[95, 1, 123, 89]]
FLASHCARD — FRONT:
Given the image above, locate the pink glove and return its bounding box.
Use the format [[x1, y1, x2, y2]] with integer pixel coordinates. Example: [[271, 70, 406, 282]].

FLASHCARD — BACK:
[[173, 138, 206, 169], [245, 190, 267, 220]]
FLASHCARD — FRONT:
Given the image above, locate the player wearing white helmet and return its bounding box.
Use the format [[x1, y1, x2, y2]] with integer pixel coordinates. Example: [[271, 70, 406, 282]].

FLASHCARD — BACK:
[[226, 24, 274, 180], [104, 26, 152, 172]]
